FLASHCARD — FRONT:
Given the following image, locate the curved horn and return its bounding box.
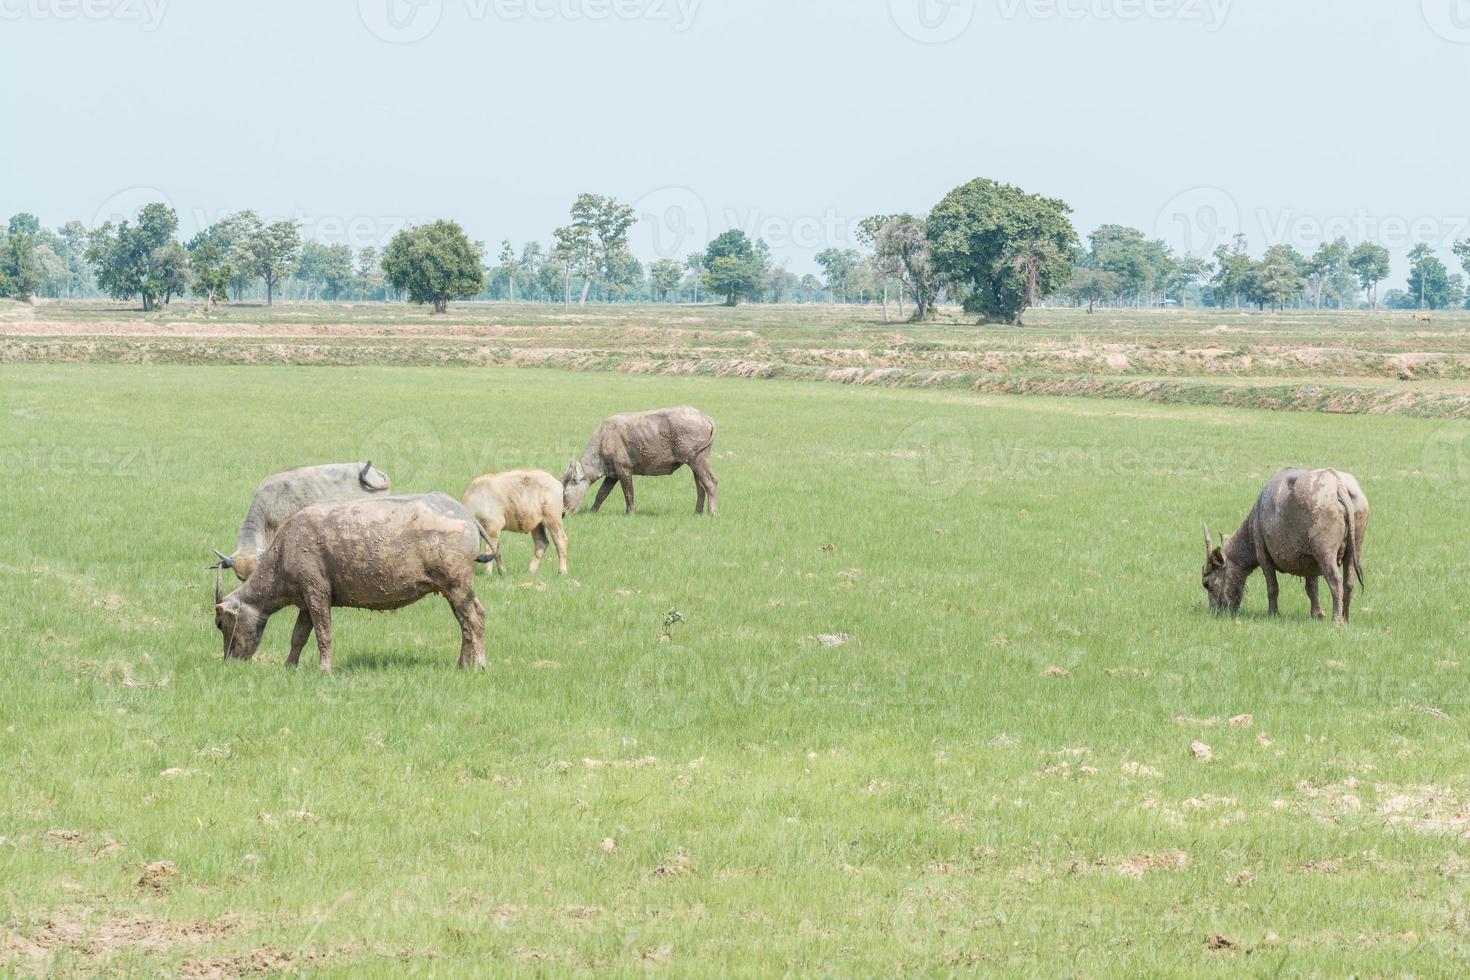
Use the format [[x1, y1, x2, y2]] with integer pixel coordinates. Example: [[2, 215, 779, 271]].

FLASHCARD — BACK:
[[211, 549, 236, 570], [214, 567, 223, 605], [1202, 525, 1213, 553], [360, 461, 374, 486]]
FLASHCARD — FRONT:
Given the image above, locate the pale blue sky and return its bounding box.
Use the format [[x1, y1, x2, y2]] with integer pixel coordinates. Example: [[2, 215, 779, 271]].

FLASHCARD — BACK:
[[3, 0, 1467, 276]]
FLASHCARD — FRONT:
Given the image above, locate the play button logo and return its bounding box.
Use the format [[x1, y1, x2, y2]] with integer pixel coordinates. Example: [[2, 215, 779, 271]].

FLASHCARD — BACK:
[[358, 0, 443, 43]]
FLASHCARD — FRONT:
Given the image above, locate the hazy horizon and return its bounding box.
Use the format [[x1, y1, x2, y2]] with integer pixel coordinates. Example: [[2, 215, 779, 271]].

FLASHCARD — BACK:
[[4, 0, 1468, 277]]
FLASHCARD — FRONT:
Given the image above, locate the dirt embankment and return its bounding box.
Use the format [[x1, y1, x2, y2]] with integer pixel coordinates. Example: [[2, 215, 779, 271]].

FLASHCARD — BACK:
[[6, 335, 1470, 419]]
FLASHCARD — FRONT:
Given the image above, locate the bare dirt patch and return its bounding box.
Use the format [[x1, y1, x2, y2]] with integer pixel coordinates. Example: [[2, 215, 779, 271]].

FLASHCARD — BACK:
[[3, 911, 237, 966]]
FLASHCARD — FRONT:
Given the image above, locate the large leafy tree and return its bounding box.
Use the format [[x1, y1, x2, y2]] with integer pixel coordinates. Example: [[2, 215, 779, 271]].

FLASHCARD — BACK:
[[496, 240, 520, 302], [859, 214, 941, 321], [552, 223, 595, 311], [567, 193, 636, 304], [294, 242, 355, 300], [186, 224, 233, 306], [1454, 240, 1470, 305], [1348, 241, 1391, 309], [684, 253, 705, 303], [814, 247, 862, 303], [926, 178, 1079, 325], [187, 218, 257, 306], [1406, 244, 1465, 310], [1304, 238, 1348, 310], [1250, 244, 1307, 310], [382, 220, 485, 314], [234, 218, 301, 305], [355, 247, 386, 300], [1210, 235, 1254, 309], [702, 230, 766, 306], [84, 202, 181, 311], [649, 258, 684, 301], [1063, 264, 1123, 313], [1088, 225, 1151, 304], [0, 214, 41, 301]]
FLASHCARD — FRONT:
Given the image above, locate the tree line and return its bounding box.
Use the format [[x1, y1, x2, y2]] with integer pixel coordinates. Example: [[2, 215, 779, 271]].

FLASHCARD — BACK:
[[3, 179, 1469, 321]]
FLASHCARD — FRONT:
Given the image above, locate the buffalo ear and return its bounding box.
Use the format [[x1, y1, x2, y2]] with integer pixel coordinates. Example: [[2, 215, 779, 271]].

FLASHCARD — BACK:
[[1210, 548, 1226, 569]]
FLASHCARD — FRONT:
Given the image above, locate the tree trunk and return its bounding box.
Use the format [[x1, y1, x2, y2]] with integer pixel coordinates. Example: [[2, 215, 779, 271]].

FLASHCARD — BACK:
[[881, 283, 890, 323], [897, 286, 906, 319], [433, 297, 447, 314], [579, 274, 591, 305]]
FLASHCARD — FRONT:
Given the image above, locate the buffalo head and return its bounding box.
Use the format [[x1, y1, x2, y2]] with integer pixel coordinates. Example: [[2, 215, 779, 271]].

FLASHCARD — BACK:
[[1201, 526, 1232, 614], [359, 461, 391, 493], [562, 460, 592, 514], [211, 562, 266, 660]]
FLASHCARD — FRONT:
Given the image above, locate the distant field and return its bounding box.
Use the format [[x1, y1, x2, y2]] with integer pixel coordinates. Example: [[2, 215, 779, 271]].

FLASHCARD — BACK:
[[4, 362, 1470, 974], [6, 299, 1470, 417]]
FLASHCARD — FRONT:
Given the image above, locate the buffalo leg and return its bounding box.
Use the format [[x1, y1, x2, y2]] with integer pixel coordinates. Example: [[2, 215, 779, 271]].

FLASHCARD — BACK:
[[691, 454, 718, 517], [696, 480, 706, 516], [549, 519, 568, 575], [529, 526, 549, 575], [449, 589, 486, 669], [492, 531, 508, 577], [1320, 561, 1346, 625], [590, 477, 618, 513], [1305, 577, 1324, 619], [620, 475, 635, 515], [1262, 564, 1280, 616], [307, 596, 333, 672], [1341, 559, 1356, 624], [286, 609, 313, 667]]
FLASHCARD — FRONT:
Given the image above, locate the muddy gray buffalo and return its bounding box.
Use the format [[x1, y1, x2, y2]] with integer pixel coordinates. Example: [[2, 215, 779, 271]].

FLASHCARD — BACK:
[[218, 462, 392, 581], [562, 407, 717, 517], [212, 494, 493, 671], [1203, 468, 1369, 624]]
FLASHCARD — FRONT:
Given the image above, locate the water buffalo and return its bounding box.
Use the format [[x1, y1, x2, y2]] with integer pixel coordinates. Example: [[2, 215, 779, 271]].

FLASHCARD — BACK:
[[463, 470, 568, 576], [1203, 468, 1369, 624], [562, 407, 717, 517], [217, 462, 392, 581], [212, 493, 493, 671]]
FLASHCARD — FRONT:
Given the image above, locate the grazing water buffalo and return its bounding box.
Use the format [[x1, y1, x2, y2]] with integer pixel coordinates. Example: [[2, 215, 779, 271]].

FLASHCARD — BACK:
[[218, 462, 392, 581], [212, 493, 493, 671], [562, 407, 718, 517], [1203, 468, 1369, 624], [463, 470, 568, 576]]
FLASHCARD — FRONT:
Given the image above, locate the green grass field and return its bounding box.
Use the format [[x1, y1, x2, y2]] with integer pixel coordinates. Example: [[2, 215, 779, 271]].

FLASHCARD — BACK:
[[4, 352, 1470, 974]]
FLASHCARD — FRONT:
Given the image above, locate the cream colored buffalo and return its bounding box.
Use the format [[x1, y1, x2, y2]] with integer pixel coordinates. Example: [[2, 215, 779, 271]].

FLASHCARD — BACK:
[[463, 470, 569, 576]]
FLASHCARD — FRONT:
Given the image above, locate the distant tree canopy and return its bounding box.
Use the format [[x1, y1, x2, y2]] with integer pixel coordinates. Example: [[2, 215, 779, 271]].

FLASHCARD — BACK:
[[927, 178, 1079, 324], [19, 182, 1470, 314], [382, 220, 486, 314]]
